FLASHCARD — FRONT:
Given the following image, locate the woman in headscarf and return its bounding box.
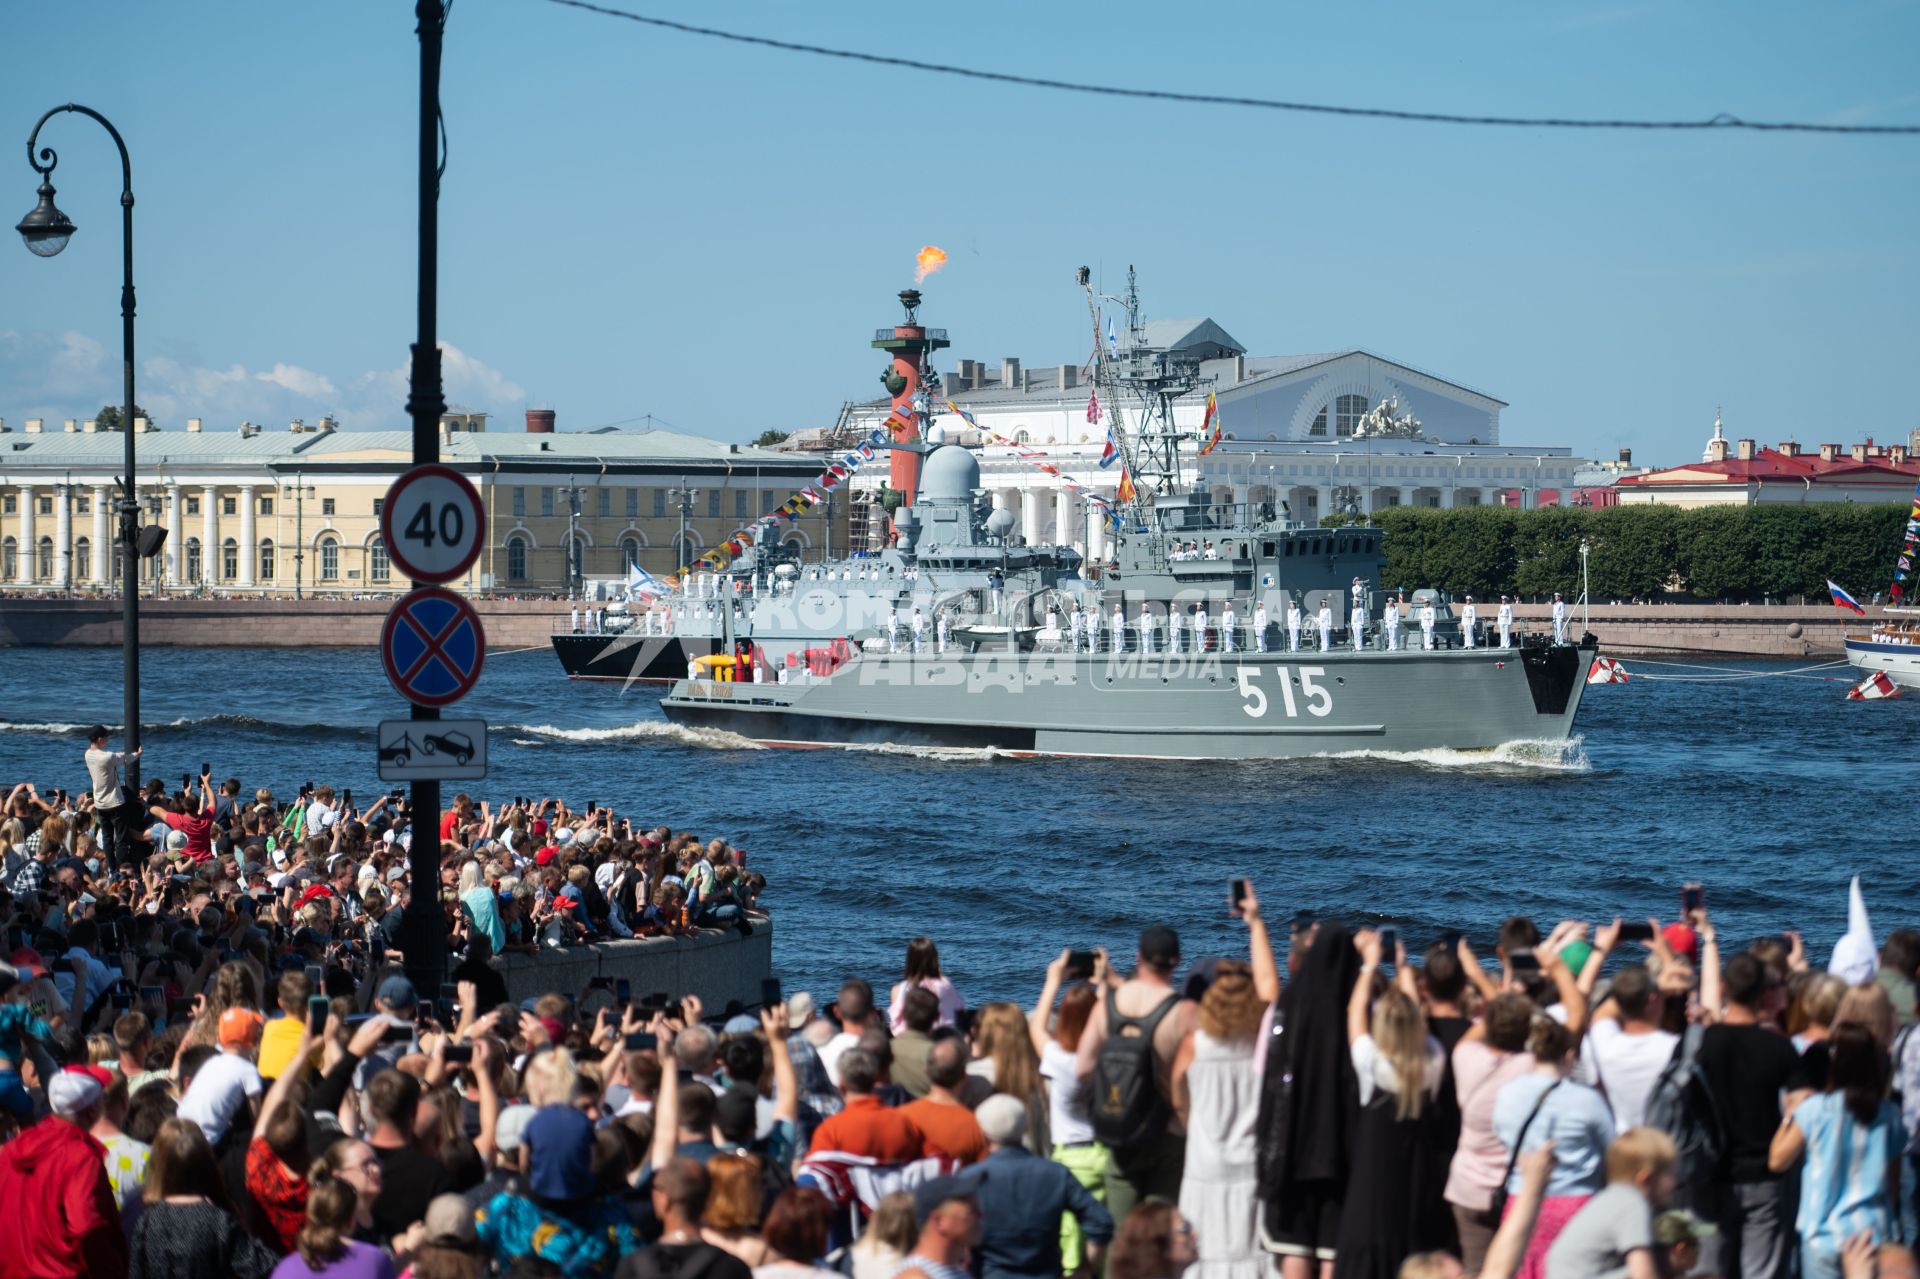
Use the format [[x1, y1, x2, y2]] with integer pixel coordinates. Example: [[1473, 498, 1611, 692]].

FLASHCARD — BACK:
[[1255, 919, 1359, 1279], [457, 862, 505, 955]]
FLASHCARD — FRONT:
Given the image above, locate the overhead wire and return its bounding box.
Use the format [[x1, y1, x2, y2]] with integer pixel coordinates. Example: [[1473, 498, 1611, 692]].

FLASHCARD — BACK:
[[543, 0, 1920, 137]]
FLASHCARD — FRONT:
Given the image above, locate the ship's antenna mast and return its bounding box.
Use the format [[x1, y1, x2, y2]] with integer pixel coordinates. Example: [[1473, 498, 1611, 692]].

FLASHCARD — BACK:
[[1078, 266, 1140, 500]]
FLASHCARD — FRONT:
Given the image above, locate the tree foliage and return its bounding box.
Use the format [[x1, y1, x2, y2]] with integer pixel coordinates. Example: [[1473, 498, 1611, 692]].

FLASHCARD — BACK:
[[1372, 503, 1907, 601], [750, 429, 791, 448], [93, 404, 154, 431]]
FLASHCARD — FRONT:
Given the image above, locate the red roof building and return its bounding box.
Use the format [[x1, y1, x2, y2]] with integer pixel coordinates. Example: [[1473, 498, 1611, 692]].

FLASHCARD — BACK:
[[1615, 419, 1919, 507]]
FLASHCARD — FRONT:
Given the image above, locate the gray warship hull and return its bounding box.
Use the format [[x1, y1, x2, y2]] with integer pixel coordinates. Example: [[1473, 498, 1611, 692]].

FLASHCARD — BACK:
[[661, 637, 1596, 759]]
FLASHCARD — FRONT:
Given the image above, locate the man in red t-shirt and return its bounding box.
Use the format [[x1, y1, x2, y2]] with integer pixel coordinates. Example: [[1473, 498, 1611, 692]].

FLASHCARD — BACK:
[[807, 1047, 925, 1162], [149, 770, 215, 864], [440, 792, 473, 844]]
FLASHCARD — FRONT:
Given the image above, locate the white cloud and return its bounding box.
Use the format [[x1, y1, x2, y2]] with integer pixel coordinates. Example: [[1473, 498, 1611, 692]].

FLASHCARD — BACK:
[[0, 330, 525, 430]]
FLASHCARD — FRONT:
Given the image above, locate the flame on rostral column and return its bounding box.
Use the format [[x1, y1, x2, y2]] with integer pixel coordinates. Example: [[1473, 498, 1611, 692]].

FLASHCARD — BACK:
[[914, 245, 948, 283]]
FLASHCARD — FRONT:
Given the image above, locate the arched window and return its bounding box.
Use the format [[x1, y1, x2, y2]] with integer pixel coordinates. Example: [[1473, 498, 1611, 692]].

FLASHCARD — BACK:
[[35, 536, 53, 580], [221, 538, 238, 581], [184, 537, 202, 582], [620, 535, 642, 568], [1308, 407, 1328, 437], [1335, 394, 1369, 437], [369, 537, 391, 582], [1014, 430, 1030, 445], [1, 537, 16, 579], [318, 536, 339, 580], [74, 538, 90, 582], [258, 539, 275, 583], [506, 536, 529, 581]]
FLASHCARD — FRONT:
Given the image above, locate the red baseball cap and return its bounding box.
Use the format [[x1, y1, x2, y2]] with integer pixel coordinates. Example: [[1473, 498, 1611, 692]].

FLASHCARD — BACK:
[[534, 849, 556, 867], [8, 947, 46, 978], [1662, 923, 1699, 960], [64, 1063, 113, 1089]]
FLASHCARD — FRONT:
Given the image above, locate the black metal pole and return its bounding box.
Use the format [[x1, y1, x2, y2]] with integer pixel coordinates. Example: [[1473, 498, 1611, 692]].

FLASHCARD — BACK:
[[24, 105, 140, 753], [402, 0, 448, 998]]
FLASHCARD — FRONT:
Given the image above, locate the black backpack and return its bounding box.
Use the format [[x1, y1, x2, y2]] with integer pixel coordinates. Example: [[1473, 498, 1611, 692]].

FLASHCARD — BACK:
[[1090, 987, 1179, 1153], [1641, 1024, 1725, 1186]]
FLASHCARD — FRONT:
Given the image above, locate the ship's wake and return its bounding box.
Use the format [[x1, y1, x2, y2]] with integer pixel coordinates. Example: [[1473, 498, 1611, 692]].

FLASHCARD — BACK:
[[1316, 736, 1592, 774], [508, 721, 764, 751]]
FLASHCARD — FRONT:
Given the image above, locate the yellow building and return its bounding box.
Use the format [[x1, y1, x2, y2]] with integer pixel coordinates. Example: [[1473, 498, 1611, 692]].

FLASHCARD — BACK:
[[0, 412, 847, 594]]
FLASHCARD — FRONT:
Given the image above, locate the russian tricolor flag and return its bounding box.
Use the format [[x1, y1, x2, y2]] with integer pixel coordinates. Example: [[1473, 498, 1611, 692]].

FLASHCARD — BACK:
[[1828, 580, 1867, 615]]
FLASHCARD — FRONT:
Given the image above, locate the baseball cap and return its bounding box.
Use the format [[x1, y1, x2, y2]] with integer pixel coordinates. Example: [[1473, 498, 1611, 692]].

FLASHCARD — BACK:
[[1138, 924, 1181, 969], [219, 1008, 265, 1048], [9, 947, 46, 978], [534, 849, 557, 867], [165, 831, 189, 853], [554, 827, 575, 846], [525, 1105, 595, 1201], [423, 1193, 479, 1248], [495, 1103, 539, 1153], [377, 973, 419, 1011], [785, 991, 815, 1026], [1662, 923, 1699, 961], [48, 1069, 103, 1117]]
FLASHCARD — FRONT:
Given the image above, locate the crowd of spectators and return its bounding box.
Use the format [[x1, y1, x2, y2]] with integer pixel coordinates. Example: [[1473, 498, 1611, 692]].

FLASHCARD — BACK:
[[0, 731, 1917, 1279]]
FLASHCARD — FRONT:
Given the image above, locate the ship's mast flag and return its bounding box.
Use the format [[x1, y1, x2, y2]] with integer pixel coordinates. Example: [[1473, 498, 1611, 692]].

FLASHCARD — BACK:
[[1828, 580, 1866, 615]]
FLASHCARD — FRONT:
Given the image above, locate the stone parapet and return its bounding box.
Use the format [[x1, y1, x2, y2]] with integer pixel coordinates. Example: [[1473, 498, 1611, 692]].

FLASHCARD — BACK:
[[491, 919, 773, 1010]]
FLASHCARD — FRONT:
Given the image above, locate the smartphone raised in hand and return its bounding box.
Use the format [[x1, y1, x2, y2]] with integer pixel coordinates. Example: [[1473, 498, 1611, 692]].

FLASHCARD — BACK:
[[624, 1031, 658, 1052], [1064, 950, 1095, 981], [443, 1043, 474, 1065], [1681, 883, 1704, 914], [1230, 877, 1250, 913], [761, 977, 782, 1009], [308, 994, 329, 1035], [1509, 950, 1542, 974], [1377, 926, 1398, 958], [1619, 921, 1657, 944]]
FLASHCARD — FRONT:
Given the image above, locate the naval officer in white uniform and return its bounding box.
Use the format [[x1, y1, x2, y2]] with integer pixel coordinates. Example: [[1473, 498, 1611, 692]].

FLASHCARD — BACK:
[[1497, 596, 1514, 648], [1069, 605, 1084, 651], [937, 611, 951, 654], [1168, 606, 1185, 654], [1383, 594, 1400, 651], [887, 607, 902, 653], [1139, 606, 1156, 654], [1253, 601, 1269, 653], [911, 607, 927, 652], [1112, 603, 1127, 652], [1316, 602, 1334, 652], [1287, 599, 1303, 652], [1551, 592, 1568, 643], [1221, 601, 1238, 654], [1419, 599, 1437, 649], [1460, 596, 1478, 649]]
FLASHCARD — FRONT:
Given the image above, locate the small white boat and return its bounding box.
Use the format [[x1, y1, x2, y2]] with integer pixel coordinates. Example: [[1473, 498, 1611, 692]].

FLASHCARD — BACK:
[[1844, 608, 1920, 689]]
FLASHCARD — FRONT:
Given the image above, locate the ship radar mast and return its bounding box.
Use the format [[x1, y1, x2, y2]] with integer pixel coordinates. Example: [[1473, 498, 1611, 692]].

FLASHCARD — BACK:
[[1079, 264, 1208, 524]]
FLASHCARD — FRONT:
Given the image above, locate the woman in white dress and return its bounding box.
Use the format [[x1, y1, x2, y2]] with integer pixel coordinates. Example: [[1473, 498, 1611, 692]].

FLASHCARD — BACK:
[[1172, 959, 1269, 1279]]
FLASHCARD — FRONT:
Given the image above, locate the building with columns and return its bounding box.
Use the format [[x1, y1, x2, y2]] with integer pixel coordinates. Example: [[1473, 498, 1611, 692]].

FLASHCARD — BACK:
[[0, 411, 845, 595], [830, 318, 1584, 553]]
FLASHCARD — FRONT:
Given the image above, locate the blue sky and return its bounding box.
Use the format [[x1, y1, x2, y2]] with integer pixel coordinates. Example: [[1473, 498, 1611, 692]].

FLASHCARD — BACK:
[[2, 1, 1915, 467]]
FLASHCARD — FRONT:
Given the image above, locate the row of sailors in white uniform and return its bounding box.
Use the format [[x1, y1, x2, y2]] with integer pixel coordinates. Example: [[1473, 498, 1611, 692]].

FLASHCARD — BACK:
[[879, 594, 1566, 653], [1167, 541, 1222, 561]]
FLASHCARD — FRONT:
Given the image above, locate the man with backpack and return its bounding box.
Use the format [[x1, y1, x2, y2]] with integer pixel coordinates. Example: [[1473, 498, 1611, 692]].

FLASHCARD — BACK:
[[1695, 951, 1801, 1279], [1073, 924, 1197, 1224]]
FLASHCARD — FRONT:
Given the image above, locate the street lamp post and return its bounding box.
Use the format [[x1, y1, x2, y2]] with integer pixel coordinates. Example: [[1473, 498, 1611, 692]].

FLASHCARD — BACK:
[[1578, 537, 1591, 636], [669, 478, 698, 577], [560, 475, 584, 598], [286, 474, 315, 599], [19, 104, 148, 749]]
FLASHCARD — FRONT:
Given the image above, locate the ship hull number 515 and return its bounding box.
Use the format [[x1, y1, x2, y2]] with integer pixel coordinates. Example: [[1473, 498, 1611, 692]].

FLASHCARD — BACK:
[[1235, 665, 1333, 718]]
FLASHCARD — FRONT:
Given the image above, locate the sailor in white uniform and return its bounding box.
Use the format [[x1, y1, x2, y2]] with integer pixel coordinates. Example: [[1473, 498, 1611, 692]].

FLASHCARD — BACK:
[[1316, 602, 1334, 652], [1168, 607, 1185, 654], [570, 607, 581, 634], [1287, 600, 1303, 653], [1203, 541, 1219, 560], [1221, 601, 1237, 654], [1253, 602, 1269, 653], [1383, 595, 1400, 651], [1350, 604, 1364, 651], [1350, 577, 1366, 623], [1085, 607, 1100, 654], [1460, 596, 1477, 649], [887, 607, 902, 653], [1111, 603, 1127, 653], [1045, 605, 1059, 634], [1498, 596, 1514, 648], [1195, 602, 1211, 653], [911, 607, 927, 653], [1138, 607, 1155, 654], [1551, 593, 1568, 643], [1069, 606, 1084, 651], [937, 612, 951, 654], [1420, 600, 1437, 650]]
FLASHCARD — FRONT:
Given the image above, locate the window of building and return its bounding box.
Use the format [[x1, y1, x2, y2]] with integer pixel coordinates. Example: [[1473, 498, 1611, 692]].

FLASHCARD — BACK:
[[1335, 395, 1368, 437], [373, 498, 384, 518], [370, 537, 391, 582], [36, 536, 52, 579], [258, 496, 273, 516], [259, 539, 275, 582], [36, 496, 52, 516], [222, 496, 237, 516], [626, 488, 639, 518], [620, 535, 642, 567], [74, 538, 91, 581], [1, 496, 12, 515], [596, 488, 611, 518], [707, 490, 721, 519], [506, 536, 529, 581], [319, 536, 339, 580], [221, 538, 238, 581], [321, 498, 336, 516], [1, 537, 14, 577], [735, 490, 748, 519], [512, 487, 526, 518], [184, 496, 199, 516], [76, 496, 90, 515], [540, 488, 555, 518], [653, 489, 666, 518], [184, 537, 202, 581], [1308, 408, 1328, 437]]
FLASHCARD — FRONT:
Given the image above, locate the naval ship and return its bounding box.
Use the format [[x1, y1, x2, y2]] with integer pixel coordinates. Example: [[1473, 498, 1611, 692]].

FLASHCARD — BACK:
[[657, 270, 1599, 759]]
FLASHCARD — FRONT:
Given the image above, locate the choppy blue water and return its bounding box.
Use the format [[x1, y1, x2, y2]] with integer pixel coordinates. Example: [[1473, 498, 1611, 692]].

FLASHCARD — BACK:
[[0, 645, 1908, 1006]]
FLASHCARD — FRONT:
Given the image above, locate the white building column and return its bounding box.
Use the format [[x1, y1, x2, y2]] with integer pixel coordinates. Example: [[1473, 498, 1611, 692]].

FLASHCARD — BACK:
[[1485, 487, 1505, 509], [236, 485, 256, 587], [1020, 488, 1044, 544], [1316, 485, 1334, 524], [1087, 494, 1109, 563], [1053, 490, 1073, 548], [1398, 486, 1415, 508], [1442, 486, 1457, 509], [1358, 486, 1374, 515], [201, 486, 217, 586], [15, 484, 34, 584], [90, 486, 110, 585], [164, 484, 183, 586], [53, 484, 71, 589]]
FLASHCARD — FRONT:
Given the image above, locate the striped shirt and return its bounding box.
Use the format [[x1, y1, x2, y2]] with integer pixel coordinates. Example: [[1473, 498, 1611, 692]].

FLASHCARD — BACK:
[[1793, 1091, 1901, 1251]]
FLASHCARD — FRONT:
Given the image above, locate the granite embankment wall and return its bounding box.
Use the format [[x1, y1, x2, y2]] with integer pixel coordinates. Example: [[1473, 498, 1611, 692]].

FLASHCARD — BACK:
[[493, 919, 773, 1010], [0, 597, 1867, 658]]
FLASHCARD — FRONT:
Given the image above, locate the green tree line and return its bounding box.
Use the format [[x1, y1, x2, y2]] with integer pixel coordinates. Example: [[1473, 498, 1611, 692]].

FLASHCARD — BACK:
[[1337, 503, 1908, 601]]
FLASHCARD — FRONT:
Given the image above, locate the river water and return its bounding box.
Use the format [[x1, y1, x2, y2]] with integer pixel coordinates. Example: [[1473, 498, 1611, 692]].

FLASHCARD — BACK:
[[0, 645, 1907, 1006]]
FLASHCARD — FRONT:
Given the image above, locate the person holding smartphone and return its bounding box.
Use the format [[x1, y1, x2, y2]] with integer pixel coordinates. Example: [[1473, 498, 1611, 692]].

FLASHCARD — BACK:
[[146, 769, 216, 866], [1579, 919, 1682, 1133]]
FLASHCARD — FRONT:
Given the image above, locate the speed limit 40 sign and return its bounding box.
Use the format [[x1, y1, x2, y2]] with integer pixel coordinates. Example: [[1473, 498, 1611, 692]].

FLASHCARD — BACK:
[[380, 464, 487, 584]]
